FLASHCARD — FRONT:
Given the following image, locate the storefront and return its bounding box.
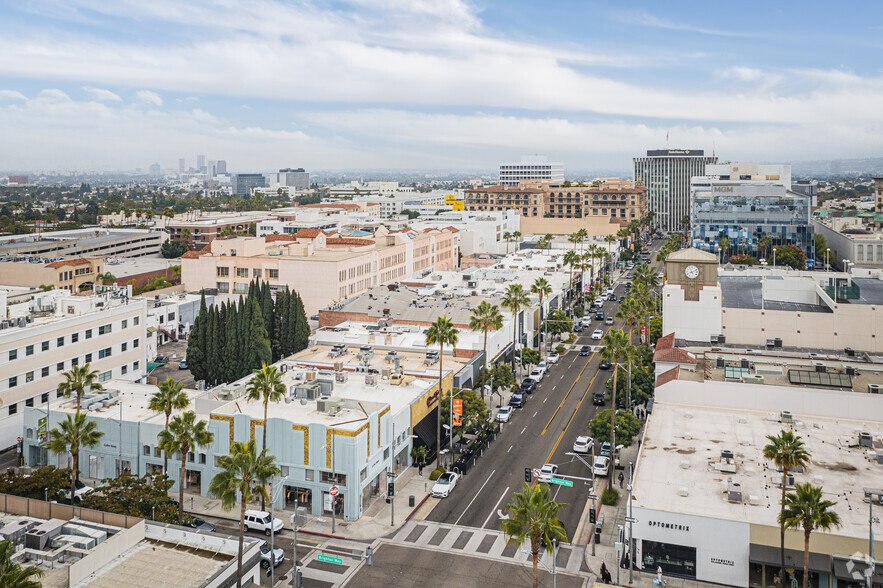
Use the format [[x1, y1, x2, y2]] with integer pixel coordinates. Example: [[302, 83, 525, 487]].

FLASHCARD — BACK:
[[285, 485, 312, 510], [832, 556, 883, 588], [749, 545, 832, 588]]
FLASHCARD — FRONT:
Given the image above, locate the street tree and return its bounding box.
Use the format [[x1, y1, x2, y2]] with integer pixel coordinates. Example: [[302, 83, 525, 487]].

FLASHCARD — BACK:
[[425, 316, 459, 467], [57, 364, 103, 414], [780, 484, 841, 588], [46, 413, 103, 503], [246, 363, 286, 510], [148, 377, 190, 476], [501, 482, 568, 588], [599, 329, 630, 451], [501, 284, 530, 371], [158, 411, 215, 525], [469, 302, 503, 403]]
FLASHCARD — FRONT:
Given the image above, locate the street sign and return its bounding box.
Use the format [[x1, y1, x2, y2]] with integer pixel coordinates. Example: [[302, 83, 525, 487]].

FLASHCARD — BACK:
[[38, 417, 47, 435], [532, 468, 541, 478], [588, 495, 599, 500], [548, 477, 573, 487], [624, 516, 638, 523], [317, 554, 343, 565], [453, 399, 463, 415], [329, 486, 339, 497]]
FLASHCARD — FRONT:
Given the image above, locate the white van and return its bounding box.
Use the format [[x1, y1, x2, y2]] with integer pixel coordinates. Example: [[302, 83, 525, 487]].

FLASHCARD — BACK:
[[244, 510, 284, 536]]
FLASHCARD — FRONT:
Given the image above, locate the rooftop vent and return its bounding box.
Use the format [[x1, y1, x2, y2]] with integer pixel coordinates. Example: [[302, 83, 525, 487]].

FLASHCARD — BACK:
[[781, 410, 793, 424], [727, 482, 743, 503]]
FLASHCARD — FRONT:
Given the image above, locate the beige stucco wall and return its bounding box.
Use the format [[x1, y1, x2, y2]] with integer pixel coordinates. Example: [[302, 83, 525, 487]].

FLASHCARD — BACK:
[[521, 216, 623, 236]]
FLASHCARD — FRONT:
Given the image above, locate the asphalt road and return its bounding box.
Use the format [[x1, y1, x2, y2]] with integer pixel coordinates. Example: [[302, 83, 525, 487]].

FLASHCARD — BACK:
[[426, 239, 665, 542]]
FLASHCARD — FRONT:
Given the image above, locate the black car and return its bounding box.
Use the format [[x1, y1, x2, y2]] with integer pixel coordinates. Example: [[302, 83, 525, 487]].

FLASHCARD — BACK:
[[607, 293, 616, 301], [598, 361, 612, 370], [619, 295, 625, 302], [579, 345, 591, 356], [573, 323, 583, 333], [509, 393, 525, 408], [595, 311, 604, 320], [185, 516, 217, 533], [520, 379, 536, 394], [593, 391, 606, 406]]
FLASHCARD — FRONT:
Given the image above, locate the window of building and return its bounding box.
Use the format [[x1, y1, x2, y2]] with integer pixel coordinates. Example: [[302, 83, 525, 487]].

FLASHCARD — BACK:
[[154, 447, 161, 457], [26, 344, 34, 356], [41, 366, 49, 377], [41, 392, 48, 404], [236, 267, 248, 278], [72, 333, 79, 344], [252, 268, 262, 278], [71, 357, 79, 367], [57, 362, 64, 372], [85, 353, 92, 363], [8, 404, 16, 416], [234, 283, 248, 294], [217, 282, 229, 293], [133, 361, 140, 371], [144, 445, 151, 456], [25, 397, 33, 408], [268, 269, 279, 279], [133, 339, 139, 348], [85, 329, 92, 339], [857, 244, 864, 262], [304, 470, 315, 482], [199, 453, 207, 464], [8, 376, 17, 388], [217, 267, 229, 277], [98, 347, 112, 359], [133, 316, 139, 326], [121, 342, 128, 352], [121, 365, 128, 375], [99, 324, 112, 335], [25, 371, 34, 383], [122, 319, 128, 329], [8, 349, 17, 361], [42, 340, 49, 351], [98, 370, 112, 382], [57, 336, 65, 347]]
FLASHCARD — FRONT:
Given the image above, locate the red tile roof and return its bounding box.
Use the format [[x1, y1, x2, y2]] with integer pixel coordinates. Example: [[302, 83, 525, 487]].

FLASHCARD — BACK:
[[443, 226, 460, 233], [264, 234, 298, 242], [294, 228, 322, 238], [326, 237, 374, 247], [46, 258, 92, 269], [654, 347, 697, 365], [181, 250, 206, 259], [655, 333, 675, 351], [655, 366, 680, 388]]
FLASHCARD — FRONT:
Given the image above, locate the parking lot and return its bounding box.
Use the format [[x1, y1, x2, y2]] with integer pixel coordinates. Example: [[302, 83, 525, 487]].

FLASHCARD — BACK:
[[149, 339, 198, 388]]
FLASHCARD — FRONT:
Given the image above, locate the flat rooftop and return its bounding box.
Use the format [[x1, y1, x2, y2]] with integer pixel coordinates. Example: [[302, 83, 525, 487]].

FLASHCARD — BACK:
[[330, 285, 490, 326], [314, 320, 505, 353], [634, 385, 883, 538], [853, 278, 883, 305], [719, 276, 832, 312], [52, 381, 203, 424]]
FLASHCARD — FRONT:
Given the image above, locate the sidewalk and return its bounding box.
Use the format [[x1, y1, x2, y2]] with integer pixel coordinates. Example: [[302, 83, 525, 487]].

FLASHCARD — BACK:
[[181, 465, 432, 541]]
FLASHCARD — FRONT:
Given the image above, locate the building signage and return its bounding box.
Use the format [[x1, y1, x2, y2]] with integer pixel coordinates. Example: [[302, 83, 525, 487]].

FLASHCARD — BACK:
[[713, 186, 734, 193], [647, 520, 690, 532], [711, 557, 734, 567], [426, 389, 440, 408]]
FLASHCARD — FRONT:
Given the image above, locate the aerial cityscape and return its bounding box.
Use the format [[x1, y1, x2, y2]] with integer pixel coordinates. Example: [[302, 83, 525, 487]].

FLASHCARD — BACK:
[[0, 1, 881, 588]]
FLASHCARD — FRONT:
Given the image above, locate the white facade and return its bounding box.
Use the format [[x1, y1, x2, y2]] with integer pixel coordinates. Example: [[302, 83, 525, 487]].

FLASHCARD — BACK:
[[409, 210, 521, 255], [662, 281, 722, 342], [499, 155, 564, 186], [703, 162, 791, 187], [633, 149, 717, 232], [354, 191, 449, 218]]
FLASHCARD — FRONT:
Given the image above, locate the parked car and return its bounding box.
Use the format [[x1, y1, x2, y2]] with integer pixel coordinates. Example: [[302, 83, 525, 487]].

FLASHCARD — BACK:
[[607, 293, 616, 301], [155, 354, 169, 363], [243, 510, 283, 536], [185, 516, 217, 533], [618, 295, 625, 302], [248, 537, 284, 569], [605, 317, 614, 325], [581, 316, 592, 327], [537, 361, 549, 374], [62, 479, 94, 503], [580, 345, 591, 356], [178, 358, 188, 370], [538, 463, 558, 483], [496, 406, 513, 423], [593, 456, 610, 477], [528, 368, 544, 383], [591, 330, 604, 340], [520, 379, 536, 394], [431, 472, 459, 498], [547, 352, 559, 364], [509, 393, 525, 408], [573, 436, 594, 454], [592, 391, 606, 406], [598, 361, 611, 370]]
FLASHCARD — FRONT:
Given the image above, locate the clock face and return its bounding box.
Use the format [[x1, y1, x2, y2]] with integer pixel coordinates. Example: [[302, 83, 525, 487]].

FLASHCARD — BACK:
[[684, 265, 700, 279]]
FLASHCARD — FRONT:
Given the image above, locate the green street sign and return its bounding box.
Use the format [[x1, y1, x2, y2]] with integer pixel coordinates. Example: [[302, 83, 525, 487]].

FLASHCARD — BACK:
[[38, 417, 47, 435], [549, 477, 573, 487], [317, 554, 343, 565]]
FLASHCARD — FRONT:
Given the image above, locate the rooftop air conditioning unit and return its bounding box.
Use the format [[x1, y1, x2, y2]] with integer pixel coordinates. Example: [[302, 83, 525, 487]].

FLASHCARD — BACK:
[[335, 372, 348, 384], [717, 334, 726, 344], [365, 374, 377, 386], [305, 371, 316, 382], [742, 374, 764, 384], [845, 365, 856, 376], [333, 361, 343, 372], [715, 357, 725, 369], [868, 384, 882, 394], [316, 396, 332, 413], [740, 359, 750, 369], [859, 432, 873, 448], [781, 411, 793, 424], [727, 482, 743, 503], [814, 362, 826, 373]]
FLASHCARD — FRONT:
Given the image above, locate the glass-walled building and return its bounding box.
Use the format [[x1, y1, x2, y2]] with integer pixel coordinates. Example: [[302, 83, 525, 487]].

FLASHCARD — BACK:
[[690, 181, 812, 260]]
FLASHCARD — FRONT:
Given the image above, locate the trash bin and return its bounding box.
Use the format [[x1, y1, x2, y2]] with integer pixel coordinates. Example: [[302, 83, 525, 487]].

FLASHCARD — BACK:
[[595, 513, 605, 545], [409, 495, 415, 507]]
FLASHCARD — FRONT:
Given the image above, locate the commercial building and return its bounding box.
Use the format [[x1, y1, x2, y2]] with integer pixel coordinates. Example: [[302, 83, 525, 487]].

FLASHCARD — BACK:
[[180, 227, 459, 315], [0, 257, 104, 293], [197, 154, 205, 172], [0, 288, 147, 450], [633, 149, 718, 232], [353, 191, 449, 218], [216, 159, 226, 175], [0, 229, 164, 258], [811, 212, 883, 270], [875, 177, 883, 210], [499, 155, 564, 186], [266, 167, 309, 191], [166, 211, 273, 248], [791, 179, 819, 206], [232, 173, 266, 196], [633, 361, 883, 587], [661, 247, 883, 352], [407, 209, 521, 255], [178, 158, 185, 174]]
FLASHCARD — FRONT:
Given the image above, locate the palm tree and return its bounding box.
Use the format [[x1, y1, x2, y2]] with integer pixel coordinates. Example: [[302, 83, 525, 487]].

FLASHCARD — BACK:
[[599, 329, 630, 451], [681, 214, 691, 239], [469, 302, 503, 404], [501, 284, 530, 374], [57, 364, 103, 413], [531, 277, 552, 354], [544, 233, 553, 251], [159, 411, 215, 525], [0, 540, 43, 588], [148, 377, 190, 475], [616, 297, 641, 343], [718, 236, 730, 263], [764, 430, 811, 584], [46, 412, 103, 503], [209, 440, 279, 588], [779, 483, 841, 588], [425, 316, 459, 467], [562, 250, 579, 303], [503, 231, 512, 254], [568, 231, 580, 252], [501, 482, 568, 588], [758, 236, 773, 260], [246, 363, 286, 509], [576, 228, 588, 257], [604, 234, 616, 260], [513, 231, 522, 247]]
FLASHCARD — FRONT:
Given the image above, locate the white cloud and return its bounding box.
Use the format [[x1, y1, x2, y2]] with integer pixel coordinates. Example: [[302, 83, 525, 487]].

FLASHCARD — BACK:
[[83, 86, 122, 101], [38, 89, 71, 101], [135, 90, 162, 106], [0, 90, 27, 101], [621, 11, 755, 38]]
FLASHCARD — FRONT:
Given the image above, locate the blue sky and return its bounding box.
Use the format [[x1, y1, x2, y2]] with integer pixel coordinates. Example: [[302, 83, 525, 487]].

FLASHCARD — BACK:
[[1, 0, 882, 172]]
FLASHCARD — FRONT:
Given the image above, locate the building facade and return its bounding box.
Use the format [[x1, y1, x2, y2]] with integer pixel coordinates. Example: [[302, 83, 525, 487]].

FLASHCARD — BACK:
[[0, 257, 105, 293], [0, 229, 164, 258], [499, 155, 564, 186], [233, 173, 266, 196], [633, 149, 717, 232], [166, 212, 272, 248], [267, 168, 309, 191], [811, 215, 883, 269]]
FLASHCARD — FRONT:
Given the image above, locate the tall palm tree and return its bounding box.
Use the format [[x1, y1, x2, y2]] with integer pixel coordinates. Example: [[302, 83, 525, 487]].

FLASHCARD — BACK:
[[543, 233, 553, 251], [568, 231, 580, 252], [599, 329, 630, 451], [158, 411, 215, 525], [562, 250, 579, 303], [246, 363, 286, 510], [616, 297, 641, 343], [718, 236, 730, 263], [0, 539, 43, 588], [425, 316, 459, 467], [57, 364, 103, 414], [531, 277, 552, 354], [764, 430, 811, 584], [759, 236, 773, 260], [209, 440, 280, 588], [604, 234, 616, 260], [780, 483, 841, 588], [469, 302, 503, 404], [501, 284, 530, 374], [46, 412, 103, 503], [148, 377, 190, 476], [501, 482, 568, 588], [513, 231, 522, 247], [503, 231, 512, 254]]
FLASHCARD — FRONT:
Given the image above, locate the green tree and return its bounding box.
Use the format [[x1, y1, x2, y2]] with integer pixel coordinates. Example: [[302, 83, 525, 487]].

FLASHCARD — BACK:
[[501, 283, 530, 372], [729, 254, 758, 266], [0, 539, 44, 588], [209, 440, 280, 588], [758, 236, 773, 260], [469, 301, 503, 403], [158, 411, 215, 525], [520, 348, 541, 368], [562, 250, 579, 299], [46, 413, 104, 503], [501, 482, 568, 588], [246, 363, 285, 510], [148, 378, 191, 476], [425, 316, 459, 465], [488, 364, 515, 400], [813, 234, 827, 262], [161, 239, 188, 258], [0, 466, 71, 501], [773, 244, 807, 270], [589, 409, 642, 446], [543, 310, 572, 337], [531, 277, 552, 348], [80, 472, 178, 523], [764, 430, 811, 584], [779, 484, 841, 588], [57, 364, 103, 413], [440, 388, 488, 443], [187, 293, 208, 382], [599, 329, 631, 450]]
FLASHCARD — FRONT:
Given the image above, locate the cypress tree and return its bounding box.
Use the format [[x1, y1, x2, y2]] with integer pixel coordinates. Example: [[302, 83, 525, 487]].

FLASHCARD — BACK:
[[281, 289, 293, 357], [203, 305, 216, 385], [261, 281, 274, 349], [245, 298, 272, 373], [272, 290, 284, 361], [211, 304, 224, 385], [187, 313, 205, 383], [225, 301, 240, 382], [293, 292, 310, 352]]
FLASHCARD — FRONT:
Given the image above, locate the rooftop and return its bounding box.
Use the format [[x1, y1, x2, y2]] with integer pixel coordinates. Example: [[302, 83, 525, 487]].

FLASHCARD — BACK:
[[719, 276, 833, 312], [0, 229, 159, 254], [51, 380, 204, 424], [634, 381, 883, 538]]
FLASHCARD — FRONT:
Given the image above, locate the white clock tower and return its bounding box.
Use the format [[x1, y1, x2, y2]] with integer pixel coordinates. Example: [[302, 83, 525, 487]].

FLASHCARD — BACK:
[[662, 248, 722, 342]]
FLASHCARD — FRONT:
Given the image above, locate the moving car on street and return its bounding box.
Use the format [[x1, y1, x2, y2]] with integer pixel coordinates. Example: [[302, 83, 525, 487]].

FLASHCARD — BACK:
[[431, 471, 459, 498], [592, 391, 606, 405], [598, 361, 611, 370], [605, 317, 614, 325], [591, 330, 604, 340], [580, 345, 591, 356], [538, 463, 558, 483]]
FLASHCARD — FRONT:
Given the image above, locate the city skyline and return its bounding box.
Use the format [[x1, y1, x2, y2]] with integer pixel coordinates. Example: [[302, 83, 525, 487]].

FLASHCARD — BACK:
[[1, 0, 883, 171]]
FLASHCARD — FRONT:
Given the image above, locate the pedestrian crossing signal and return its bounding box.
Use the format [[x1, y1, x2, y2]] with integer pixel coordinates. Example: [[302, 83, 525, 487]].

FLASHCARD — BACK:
[[524, 468, 531, 483]]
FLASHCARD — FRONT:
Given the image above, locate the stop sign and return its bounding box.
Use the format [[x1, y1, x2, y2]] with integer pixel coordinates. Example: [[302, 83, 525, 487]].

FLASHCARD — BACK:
[[329, 486, 339, 497]]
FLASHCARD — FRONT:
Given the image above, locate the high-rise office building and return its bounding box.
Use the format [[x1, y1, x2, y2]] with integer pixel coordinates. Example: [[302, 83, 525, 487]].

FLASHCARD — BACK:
[[499, 156, 564, 186], [216, 160, 227, 175], [633, 149, 717, 232], [148, 163, 161, 177], [232, 173, 266, 196], [197, 154, 206, 172], [178, 158, 185, 174], [266, 168, 309, 190]]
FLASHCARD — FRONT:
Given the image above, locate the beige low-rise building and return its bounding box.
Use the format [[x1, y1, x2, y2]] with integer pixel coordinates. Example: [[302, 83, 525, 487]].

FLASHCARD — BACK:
[[0, 257, 104, 293]]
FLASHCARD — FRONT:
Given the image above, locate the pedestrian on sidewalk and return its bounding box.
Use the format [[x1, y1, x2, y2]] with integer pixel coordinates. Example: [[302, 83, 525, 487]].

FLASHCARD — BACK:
[[618, 471, 624, 488], [657, 565, 663, 585]]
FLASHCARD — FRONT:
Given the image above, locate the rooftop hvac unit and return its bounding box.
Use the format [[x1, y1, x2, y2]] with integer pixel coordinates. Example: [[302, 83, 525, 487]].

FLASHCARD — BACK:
[[365, 373, 378, 386], [25, 519, 65, 551], [869, 384, 882, 394], [845, 365, 856, 376], [716, 357, 725, 369], [305, 371, 316, 381], [678, 487, 689, 497], [333, 361, 343, 372], [727, 482, 743, 503], [294, 382, 321, 400], [859, 432, 873, 448], [0, 520, 38, 542], [749, 495, 760, 506], [742, 374, 764, 384], [316, 396, 332, 413], [774, 338, 782, 348], [335, 372, 348, 384], [814, 362, 826, 373], [766, 339, 777, 349], [382, 367, 391, 379], [467, 281, 477, 288], [781, 410, 793, 423], [718, 334, 726, 344], [740, 359, 750, 369], [710, 335, 719, 344]]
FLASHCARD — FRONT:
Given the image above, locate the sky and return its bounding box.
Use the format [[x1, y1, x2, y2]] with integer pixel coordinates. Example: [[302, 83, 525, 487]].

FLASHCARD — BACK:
[[1, 0, 883, 173]]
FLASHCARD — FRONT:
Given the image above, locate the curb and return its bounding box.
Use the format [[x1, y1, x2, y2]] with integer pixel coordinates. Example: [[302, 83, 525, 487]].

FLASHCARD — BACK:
[[299, 529, 345, 540], [405, 493, 431, 523]]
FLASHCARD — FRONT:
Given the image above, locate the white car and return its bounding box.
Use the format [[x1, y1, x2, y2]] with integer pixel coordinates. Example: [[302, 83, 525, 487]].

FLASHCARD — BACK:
[[604, 317, 614, 325], [537, 361, 549, 374], [538, 463, 558, 483], [573, 436, 594, 454], [431, 471, 459, 498], [581, 316, 592, 326], [593, 456, 610, 477], [62, 480, 94, 503], [496, 406, 513, 422], [547, 353, 559, 364], [528, 368, 544, 383], [244, 510, 284, 536], [591, 330, 604, 340]]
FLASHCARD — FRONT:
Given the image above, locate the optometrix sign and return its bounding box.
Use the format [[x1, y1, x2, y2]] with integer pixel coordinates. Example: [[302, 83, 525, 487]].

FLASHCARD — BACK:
[[648, 520, 690, 532]]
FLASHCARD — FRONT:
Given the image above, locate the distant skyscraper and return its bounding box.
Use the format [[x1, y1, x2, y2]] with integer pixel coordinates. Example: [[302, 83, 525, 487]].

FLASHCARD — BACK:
[[148, 163, 161, 177], [216, 160, 227, 175], [498, 155, 564, 186], [633, 149, 717, 232], [178, 158, 185, 174], [197, 154, 206, 172], [266, 168, 309, 190], [233, 173, 266, 196]]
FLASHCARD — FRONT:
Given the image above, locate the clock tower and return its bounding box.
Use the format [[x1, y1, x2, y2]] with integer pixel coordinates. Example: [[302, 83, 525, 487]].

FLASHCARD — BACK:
[[662, 248, 722, 342]]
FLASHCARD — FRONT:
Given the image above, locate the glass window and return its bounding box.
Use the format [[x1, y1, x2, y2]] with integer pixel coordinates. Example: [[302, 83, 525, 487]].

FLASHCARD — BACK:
[[233, 283, 248, 293], [99, 324, 112, 335], [8, 349, 17, 361], [25, 397, 34, 407], [252, 268, 262, 278], [9, 376, 17, 388], [121, 342, 128, 352], [133, 339, 139, 348], [42, 340, 49, 351], [41, 366, 49, 377], [133, 361, 140, 371], [98, 347, 112, 359], [144, 445, 151, 456], [8, 404, 17, 415], [217, 267, 229, 277], [641, 540, 696, 578], [25, 371, 34, 383], [71, 357, 79, 367], [236, 267, 249, 278], [121, 365, 128, 375], [71, 333, 79, 343], [133, 316, 139, 326], [122, 319, 128, 329], [217, 282, 229, 293], [57, 336, 64, 347], [41, 393, 48, 404], [98, 370, 112, 382], [57, 362, 64, 372], [85, 353, 92, 363], [85, 329, 92, 339], [26, 344, 34, 356], [269, 269, 279, 279]]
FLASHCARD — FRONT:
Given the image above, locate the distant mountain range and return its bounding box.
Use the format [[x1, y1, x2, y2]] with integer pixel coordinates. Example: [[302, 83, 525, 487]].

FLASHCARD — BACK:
[[791, 157, 883, 178]]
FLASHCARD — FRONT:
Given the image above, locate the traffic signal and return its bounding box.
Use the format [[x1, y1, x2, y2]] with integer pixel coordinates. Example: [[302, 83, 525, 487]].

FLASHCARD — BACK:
[[524, 468, 531, 483], [387, 482, 395, 497], [589, 508, 596, 524]]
